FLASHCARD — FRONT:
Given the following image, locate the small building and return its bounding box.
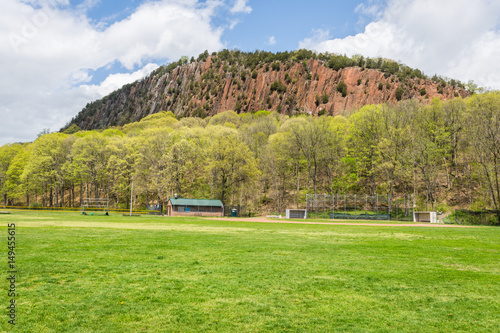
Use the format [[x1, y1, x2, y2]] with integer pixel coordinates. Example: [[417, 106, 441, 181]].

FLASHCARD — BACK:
[[166, 197, 224, 217], [286, 209, 307, 219], [413, 211, 438, 223]]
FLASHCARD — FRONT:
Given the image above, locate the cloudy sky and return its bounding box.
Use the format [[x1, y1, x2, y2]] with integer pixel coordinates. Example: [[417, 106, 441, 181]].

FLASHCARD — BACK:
[[1, 0, 499, 145]]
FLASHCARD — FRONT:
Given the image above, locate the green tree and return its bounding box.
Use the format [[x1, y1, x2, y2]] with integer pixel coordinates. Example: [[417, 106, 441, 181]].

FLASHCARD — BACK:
[[377, 102, 416, 196], [283, 117, 339, 198], [467, 92, 500, 220], [21, 133, 72, 207], [134, 127, 173, 209], [0, 143, 23, 206], [412, 98, 449, 209], [63, 124, 81, 134], [442, 98, 467, 189], [206, 127, 260, 205], [106, 135, 137, 207], [348, 105, 384, 195], [262, 132, 297, 212], [67, 132, 109, 202], [4, 144, 31, 205]]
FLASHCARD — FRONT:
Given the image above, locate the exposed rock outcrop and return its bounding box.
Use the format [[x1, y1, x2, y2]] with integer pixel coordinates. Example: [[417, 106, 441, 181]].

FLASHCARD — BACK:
[[67, 52, 469, 130]]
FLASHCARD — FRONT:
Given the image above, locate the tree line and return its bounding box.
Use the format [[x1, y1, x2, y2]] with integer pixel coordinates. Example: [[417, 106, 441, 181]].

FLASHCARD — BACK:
[[1, 92, 500, 213]]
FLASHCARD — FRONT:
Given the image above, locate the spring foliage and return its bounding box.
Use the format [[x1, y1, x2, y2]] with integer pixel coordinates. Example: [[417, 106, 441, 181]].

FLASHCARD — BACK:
[[1, 92, 500, 212]]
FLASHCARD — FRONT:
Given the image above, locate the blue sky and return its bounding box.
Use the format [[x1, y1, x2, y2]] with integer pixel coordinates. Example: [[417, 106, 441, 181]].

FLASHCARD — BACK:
[[80, 0, 368, 86], [1, 0, 500, 145]]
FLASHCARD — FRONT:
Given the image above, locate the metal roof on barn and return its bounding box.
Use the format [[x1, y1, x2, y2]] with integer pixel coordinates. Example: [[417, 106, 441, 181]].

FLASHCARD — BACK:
[[168, 198, 223, 207]]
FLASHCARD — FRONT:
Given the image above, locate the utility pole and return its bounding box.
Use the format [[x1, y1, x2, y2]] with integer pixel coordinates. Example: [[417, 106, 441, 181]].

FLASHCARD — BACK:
[[130, 182, 133, 216]]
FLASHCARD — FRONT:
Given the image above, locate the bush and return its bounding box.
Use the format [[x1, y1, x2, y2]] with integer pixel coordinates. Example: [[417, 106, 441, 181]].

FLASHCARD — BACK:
[[240, 70, 247, 82], [29, 202, 42, 209], [270, 81, 286, 93], [420, 87, 427, 96], [337, 81, 347, 97], [378, 82, 384, 91], [396, 87, 404, 101], [322, 93, 329, 104]]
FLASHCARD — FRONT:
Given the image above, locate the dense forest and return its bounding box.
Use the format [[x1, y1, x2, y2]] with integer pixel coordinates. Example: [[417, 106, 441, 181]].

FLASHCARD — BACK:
[[2, 92, 500, 215]]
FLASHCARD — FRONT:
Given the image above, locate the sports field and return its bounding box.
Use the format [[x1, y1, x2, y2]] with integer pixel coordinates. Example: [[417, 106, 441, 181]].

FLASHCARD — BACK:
[[1, 211, 499, 332]]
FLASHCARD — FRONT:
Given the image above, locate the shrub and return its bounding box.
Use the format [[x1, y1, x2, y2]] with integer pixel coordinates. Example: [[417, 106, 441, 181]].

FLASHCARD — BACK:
[[420, 87, 427, 96], [270, 81, 286, 93], [337, 81, 347, 97], [322, 93, 329, 104], [240, 70, 247, 82], [396, 86, 404, 101]]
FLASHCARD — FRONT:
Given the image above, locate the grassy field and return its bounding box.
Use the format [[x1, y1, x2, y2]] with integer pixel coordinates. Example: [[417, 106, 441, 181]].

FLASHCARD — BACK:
[[0, 211, 499, 332]]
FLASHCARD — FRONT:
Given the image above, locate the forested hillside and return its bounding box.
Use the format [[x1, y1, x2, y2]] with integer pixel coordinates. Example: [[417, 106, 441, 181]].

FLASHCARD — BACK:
[[2, 92, 500, 215], [65, 50, 469, 131]]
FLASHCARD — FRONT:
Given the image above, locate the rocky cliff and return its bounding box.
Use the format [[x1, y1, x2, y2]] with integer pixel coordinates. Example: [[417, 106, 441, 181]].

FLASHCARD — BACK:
[[67, 50, 469, 130]]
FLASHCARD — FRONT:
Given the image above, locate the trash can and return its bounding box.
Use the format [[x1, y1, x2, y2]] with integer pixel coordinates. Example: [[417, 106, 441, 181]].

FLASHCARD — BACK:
[[231, 209, 237, 217]]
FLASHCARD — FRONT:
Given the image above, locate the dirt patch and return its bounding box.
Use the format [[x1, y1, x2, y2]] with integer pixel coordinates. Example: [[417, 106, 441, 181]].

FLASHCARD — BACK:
[[205, 217, 478, 228]]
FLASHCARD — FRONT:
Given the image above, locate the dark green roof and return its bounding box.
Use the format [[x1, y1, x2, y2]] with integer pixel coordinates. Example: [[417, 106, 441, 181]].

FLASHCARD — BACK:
[[168, 198, 223, 207]]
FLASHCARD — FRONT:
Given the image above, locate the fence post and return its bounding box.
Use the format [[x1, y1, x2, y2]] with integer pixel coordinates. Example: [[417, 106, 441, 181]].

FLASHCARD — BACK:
[[404, 194, 407, 217], [332, 194, 335, 219], [344, 194, 346, 213], [396, 197, 398, 221], [388, 194, 391, 220]]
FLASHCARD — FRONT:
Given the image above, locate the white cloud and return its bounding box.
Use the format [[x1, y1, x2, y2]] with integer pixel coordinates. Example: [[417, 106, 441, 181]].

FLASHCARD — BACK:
[[230, 0, 252, 14], [267, 36, 276, 46], [0, 0, 234, 145], [229, 19, 239, 30], [299, 0, 500, 89], [80, 63, 160, 99], [355, 0, 384, 19]]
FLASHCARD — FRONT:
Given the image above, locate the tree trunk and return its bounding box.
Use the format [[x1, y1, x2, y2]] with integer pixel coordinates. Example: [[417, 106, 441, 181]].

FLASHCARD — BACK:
[[49, 187, 53, 207]]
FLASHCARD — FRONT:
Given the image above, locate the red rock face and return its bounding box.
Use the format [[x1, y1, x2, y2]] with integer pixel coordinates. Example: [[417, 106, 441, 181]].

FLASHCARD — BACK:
[[71, 57, 469, 130]]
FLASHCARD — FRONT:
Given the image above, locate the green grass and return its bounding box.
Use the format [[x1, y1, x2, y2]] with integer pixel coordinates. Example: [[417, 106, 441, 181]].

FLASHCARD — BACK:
[[1, 211, 499, 332]]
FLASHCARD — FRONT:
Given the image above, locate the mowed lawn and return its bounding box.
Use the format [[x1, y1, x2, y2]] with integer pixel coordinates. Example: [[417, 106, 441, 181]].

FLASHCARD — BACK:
[[1, 211, 499, 332]]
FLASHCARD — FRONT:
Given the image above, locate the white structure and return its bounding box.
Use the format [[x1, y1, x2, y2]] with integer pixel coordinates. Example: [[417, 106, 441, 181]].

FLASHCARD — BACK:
[[286, 209, 307, 219], [413, 211, 438, 223], [81, 198, 109, 214]]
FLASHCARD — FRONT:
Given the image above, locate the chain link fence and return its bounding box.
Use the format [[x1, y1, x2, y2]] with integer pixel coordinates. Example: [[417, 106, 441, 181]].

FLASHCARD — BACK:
[[445, 210, 500, 226], [306, 194, 414, 221]]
